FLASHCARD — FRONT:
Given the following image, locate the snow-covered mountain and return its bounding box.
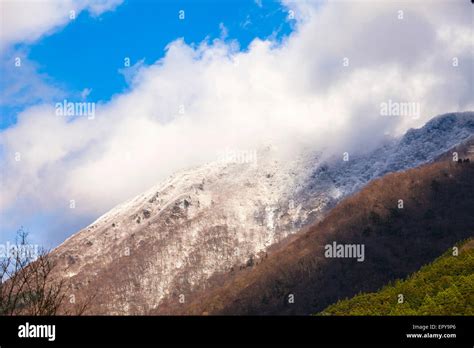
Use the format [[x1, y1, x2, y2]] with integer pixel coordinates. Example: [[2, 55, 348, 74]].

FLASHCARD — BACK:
[[50, 111, 473, 314], [301, 112, 474, 205]]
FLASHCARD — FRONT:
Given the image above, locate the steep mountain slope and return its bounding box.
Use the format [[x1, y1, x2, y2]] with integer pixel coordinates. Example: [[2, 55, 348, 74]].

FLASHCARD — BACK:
[[52, 146, 321, 314], [50, 112, 473, 314], [319, 239, 474, 315], [170, 139, 474, 315]]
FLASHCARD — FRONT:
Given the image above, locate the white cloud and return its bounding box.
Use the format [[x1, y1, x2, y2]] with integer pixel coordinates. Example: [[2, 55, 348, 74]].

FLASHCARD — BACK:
[[0, 0, 472, 245], [219, 22, 229, 39], [0, 0, 123, 47], [0, 51, 65, 108]]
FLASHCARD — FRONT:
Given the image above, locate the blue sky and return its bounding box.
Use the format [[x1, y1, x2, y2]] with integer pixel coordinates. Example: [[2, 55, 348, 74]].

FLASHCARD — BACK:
[[1, 0, 293, 130]]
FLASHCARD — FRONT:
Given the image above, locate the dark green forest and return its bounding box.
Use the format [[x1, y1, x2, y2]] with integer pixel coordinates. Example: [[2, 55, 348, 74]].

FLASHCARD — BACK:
[[319, 239, 474, 315]]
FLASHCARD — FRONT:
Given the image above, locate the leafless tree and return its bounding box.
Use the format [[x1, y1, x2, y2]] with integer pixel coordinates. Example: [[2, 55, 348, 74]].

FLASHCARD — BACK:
[[0, 228, 93, 315]]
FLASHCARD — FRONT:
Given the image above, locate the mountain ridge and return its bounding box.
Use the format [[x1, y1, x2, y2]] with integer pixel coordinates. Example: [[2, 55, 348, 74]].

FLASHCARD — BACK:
[[49, 111, 474, 314]]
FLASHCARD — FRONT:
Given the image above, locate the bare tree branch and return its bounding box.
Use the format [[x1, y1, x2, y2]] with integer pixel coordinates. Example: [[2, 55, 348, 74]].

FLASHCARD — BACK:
[[0, 227, 92, 316]]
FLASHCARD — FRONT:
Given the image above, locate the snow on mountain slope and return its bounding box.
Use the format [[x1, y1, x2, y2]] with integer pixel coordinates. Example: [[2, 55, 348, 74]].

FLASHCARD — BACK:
[[50, 111, 473, 314], [302, 112, 474, 204], [51, 145, 323, 314]]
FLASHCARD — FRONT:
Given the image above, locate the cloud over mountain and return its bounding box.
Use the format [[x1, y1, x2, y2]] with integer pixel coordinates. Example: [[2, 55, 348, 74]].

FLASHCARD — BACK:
[[0, 0, 472, 246]]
